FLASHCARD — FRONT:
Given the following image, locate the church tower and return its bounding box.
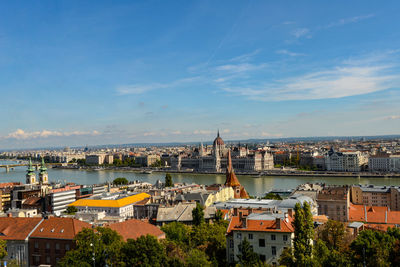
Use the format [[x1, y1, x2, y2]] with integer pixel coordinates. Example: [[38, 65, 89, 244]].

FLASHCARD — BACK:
[[26, 158, 37, 185], [39, 157, 49, 184], [225, 150, 249, 198]]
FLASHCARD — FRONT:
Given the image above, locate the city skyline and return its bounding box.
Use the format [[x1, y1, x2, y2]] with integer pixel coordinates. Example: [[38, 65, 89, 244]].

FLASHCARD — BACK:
[[1, 1, 400, 149]]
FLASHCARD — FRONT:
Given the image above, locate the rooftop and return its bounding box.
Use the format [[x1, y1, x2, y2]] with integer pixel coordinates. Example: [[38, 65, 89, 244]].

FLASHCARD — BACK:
[[69, 192, 150, 208]]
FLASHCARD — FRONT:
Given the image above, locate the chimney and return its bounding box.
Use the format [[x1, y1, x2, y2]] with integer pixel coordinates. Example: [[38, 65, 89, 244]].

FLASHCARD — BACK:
[[7, 213, 12, 218], [233, 208, 238, 216], [287, 208, 293, 218], [276, 218, 281, 230]]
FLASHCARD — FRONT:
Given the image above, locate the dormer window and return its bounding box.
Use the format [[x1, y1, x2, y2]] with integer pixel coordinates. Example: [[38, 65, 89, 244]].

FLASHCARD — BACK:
[[51, 228, 55, 232]]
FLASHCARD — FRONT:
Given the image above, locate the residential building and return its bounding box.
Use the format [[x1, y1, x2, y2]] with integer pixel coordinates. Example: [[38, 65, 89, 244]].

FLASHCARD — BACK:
[[325, 148, 368, 172], [226, 212, 294, 265], [69, 192, 151, 218], [369, 153, 400, 173], [156, 202, 216, 226], [29, 217, 91, 266], [317, 186, 350, 222], [85, 154, 106, 165], [47, 185, 80, 215], [350, 185, 400, 211], [0, 217, 43, 267]]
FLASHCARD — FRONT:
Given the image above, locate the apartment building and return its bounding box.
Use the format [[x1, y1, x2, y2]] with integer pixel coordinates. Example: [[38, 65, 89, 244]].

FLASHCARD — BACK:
[[47, 185, 80, 215], [351, 185, 400, 211], [226, 212, 294, 266], [317, 186, 350, 222], [369, 153, 400, 173], [325, 148, 368, 172]]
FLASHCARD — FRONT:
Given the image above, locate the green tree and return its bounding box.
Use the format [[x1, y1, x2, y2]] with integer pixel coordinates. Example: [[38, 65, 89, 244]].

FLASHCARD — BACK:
[[292, 202, 314, 266], [236, 238, 263, 266], [185, 249, 211, 267], [66, 205, 78, 215], [214, 209, 224, 222], [0, 239, 7, 260], [192, 203, 205, 226], [161, 222, 190, 246], [262, 192, 282, 200], [113, 177, 129, 185], [279, 247, 295, 267], [58, 227, 124, 267], [165, 173, 173, 187], [318, 220, 346, 251], [121, 235, 167, 267]]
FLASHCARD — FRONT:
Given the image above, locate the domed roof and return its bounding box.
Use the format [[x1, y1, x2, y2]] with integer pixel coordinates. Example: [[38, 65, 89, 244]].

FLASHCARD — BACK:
[[213, 131, 224, 146]]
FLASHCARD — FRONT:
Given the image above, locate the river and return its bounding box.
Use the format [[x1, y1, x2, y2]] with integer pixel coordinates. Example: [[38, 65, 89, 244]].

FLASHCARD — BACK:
[[2, 160, 400, 196]]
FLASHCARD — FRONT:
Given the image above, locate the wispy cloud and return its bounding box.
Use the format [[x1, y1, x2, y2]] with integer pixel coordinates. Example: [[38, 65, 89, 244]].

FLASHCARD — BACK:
[[384, 115, 400, 120], [229, 49, 261, 62], [2, 129, 100, 140], [292, 28, 311, 38], [276, 49, 305, 57], [221, 56, 398, 101], [325, 14, 375, 29], [193, 130, 213, 135], [215, 63, 267, 73], [116, 77, 199, 95]]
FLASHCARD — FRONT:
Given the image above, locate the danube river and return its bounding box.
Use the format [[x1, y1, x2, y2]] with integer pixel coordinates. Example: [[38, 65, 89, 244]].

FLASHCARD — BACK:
[[2, 160, 400, 196]]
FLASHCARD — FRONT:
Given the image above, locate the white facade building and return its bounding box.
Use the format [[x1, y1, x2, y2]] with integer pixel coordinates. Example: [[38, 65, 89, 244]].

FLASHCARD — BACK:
[[325, 148, 367, 172], [369, 154, 400, 173]]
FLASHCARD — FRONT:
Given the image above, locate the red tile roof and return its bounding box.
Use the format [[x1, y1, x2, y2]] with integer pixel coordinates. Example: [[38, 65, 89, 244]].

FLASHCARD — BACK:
[[348, 204, 400, 224], [0, 217, 43, 240], [227, 215, 294, 234], [107, 219, 165, 241], [30, 217, 91, 240]]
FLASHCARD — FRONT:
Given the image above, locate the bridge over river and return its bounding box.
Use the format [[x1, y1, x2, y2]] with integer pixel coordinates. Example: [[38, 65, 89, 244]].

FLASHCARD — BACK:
[[0, 162, 71, 172]]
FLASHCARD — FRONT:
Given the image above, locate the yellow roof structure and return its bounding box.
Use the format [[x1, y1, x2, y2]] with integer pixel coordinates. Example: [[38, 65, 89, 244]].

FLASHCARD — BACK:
[[69, 192, 150, 208]]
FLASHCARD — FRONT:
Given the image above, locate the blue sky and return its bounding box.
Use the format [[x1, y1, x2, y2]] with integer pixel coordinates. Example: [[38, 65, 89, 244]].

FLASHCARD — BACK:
[[1, 0, 400, 149]]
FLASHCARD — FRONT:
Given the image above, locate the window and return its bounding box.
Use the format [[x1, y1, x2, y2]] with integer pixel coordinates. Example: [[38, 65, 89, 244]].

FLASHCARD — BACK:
[[283, 235, 288, 241], [65, 243, 70, 251], [46, 243, 50, 250], [55, 243, 60, 250], [272, 246, 277, 256], [259, 239, 265, 247], [238, 244, 242, 253], [271, 234, 276, 241], [260, 255, 266, 262], [34, 242, 39, 249], [237, 233, 242, 239], [46, 256, 51, 264], [229, 239, 234, 248], [248, 233, 253, 240]]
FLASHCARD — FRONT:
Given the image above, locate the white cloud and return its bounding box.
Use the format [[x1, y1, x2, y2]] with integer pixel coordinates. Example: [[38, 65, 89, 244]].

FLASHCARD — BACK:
[[171, 130, 182, 135], [3, 129, 100, 140], [325, 14, 375, 29], [229, 49, 261, 62], [116, 77, 199, 95], [292, 28, 311, 38], [384, 115, 400, 120], [276, 49, 305, 57], [215, 63, 267, 73], [193, 130, 213, 135], [222, 60, 398, 101]]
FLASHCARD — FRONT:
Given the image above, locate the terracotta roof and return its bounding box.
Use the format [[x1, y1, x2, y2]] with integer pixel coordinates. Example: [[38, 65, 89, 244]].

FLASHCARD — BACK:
[[23, 196, 42, 206], [227, 215, 294, 234], [240, 187, 249, 198], [0, 217, 42, 240], [69, 192, 150, 208], [107, 219, 165, 241], [30, 217, 91, 240], [348, 204, 400, 224]]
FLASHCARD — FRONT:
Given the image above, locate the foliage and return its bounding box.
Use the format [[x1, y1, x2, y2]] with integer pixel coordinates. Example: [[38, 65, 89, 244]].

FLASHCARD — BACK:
[[151, 159, 162, 167], [58, 227, 124, 267], [0, 239, 7, 260], [317, 219, 347, 251], [185, 249, 211, 267], [76, 158, 86, 166], [236, 238, 263, 267], [113, 177, 129, 185], [279, 247, 295, 267], [165, 173, 173, 187], [215, 209, 224, 222], [161, 222, 190, 246], [292, 202, 314, 266], [262, 192, 282, 200], [66, 205, 78, 215], [121, 235, 167, 267], [192, 203, 205, 226], [112, 157, 140, 167]]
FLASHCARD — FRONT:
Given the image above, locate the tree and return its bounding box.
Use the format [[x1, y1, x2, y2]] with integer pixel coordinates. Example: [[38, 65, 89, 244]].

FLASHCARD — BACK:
[[262, 192, 282, 200], [165, 173, 173, 187], [279, 247, 295, 267], [66, 205, 78, 215], [214, 209, 224, 222], [236, 238, 263, 266], [192, 203, 205, 226], [121, 235, 167, 267], [0, 239, 7, 260], [318, 220, 346, 251], [58, 227, 124, 267], [161, 222, 190, 246], [113, 177, 129, 185], [292, 202, 314, 266], [185, 249, 211, 267]]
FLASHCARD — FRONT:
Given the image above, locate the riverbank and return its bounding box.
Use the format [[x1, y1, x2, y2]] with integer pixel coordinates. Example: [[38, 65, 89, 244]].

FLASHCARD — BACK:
[[53, 165, 400, 178]]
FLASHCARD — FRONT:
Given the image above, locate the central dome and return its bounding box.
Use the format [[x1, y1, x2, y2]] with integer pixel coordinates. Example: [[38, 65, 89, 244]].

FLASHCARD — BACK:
[[213, 131, 224, 146]]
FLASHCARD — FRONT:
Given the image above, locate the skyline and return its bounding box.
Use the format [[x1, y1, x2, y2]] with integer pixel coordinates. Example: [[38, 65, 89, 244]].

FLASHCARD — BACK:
[[1, 1, 400, 149]]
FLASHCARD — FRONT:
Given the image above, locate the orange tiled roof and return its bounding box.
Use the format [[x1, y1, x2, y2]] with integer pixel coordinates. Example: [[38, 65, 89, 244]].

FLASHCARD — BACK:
[[30, 217, 91, 240], [107, 219, 165, 241], [227, 216, 294, 234], [0, 217, 42, 240], [348, 204, 400, 224]]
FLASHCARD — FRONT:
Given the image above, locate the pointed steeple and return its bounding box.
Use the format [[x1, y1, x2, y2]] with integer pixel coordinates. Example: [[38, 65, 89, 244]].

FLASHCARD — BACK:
[[39, 157, 47, 173], [225, 150, 240, 187], [217, 129, 220, 138], [27, 158, 35, 174]]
